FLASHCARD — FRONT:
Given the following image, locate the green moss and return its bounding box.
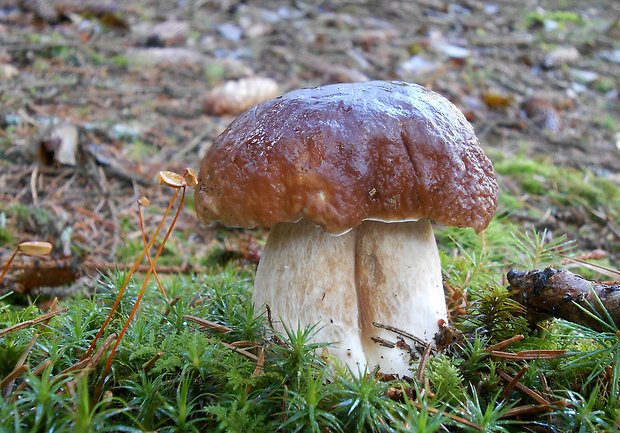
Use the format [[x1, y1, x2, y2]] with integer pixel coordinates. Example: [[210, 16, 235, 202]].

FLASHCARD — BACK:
[[495, 156, 620, 209], [523, 10, 583, 28]]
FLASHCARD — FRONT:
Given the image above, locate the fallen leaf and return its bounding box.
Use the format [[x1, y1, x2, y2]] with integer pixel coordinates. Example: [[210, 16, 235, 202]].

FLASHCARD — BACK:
[[0, 63, 19, 80], [482, 90, 514, 109]]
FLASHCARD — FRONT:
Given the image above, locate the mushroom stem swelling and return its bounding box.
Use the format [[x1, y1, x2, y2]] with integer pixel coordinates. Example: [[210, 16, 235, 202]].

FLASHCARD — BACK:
[[253, 218, 447, 376]]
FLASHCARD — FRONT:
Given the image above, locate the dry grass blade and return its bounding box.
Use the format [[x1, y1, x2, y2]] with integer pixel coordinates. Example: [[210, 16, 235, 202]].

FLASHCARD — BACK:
[[220, 342, 259, 361], [417, 343, 433, 382], [371, 336, 396, 348], [142, 352, 162, 372], [372, 321, 429, 348], [484, 334, 525, 352], [61, 333, 118, 399], [410, 400, 483, 432], [12, 359, 53, 396], [491, 350, 567, 360], [252, 346, 265, 376], [184, 315, 233, 333], [0, 308, 68, 338], [0, 365, 28, 391], [501, 400, 566, 418], [502, 364, 528, 400], [59, 333, 118, 377], [498, 370, 550, 405], [559, 254, 620, 279], [2, 333, 38, 396]]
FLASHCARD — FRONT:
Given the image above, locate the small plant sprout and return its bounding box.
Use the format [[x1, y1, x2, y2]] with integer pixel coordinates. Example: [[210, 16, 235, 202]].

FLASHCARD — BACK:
[[0, 240, 53, 281], [83, 169, 195, 397]]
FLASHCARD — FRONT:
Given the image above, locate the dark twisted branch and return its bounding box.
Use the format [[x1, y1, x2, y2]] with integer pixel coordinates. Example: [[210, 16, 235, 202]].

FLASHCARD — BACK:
[[508, 268, 620, 332]]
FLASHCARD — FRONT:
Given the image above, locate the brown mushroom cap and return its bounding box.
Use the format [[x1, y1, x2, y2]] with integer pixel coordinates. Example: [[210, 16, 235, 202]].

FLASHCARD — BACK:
[[196, 81, 498, 234]]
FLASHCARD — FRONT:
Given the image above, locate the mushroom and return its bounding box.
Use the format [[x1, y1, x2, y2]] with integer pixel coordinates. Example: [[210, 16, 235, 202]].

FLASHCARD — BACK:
[[195, 81, 498, 376]]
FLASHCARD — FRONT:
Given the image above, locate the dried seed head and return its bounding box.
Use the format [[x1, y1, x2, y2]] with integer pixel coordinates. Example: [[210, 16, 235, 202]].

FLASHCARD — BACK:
[[138, 196, 151, 207], [18, 241, 53, 256], [159, 171, 186, 188], [182, 167, 198, 187]]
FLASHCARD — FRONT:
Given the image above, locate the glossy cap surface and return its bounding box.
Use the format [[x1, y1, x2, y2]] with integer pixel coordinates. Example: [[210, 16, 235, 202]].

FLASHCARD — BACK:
[[196, 81, 498, 234]]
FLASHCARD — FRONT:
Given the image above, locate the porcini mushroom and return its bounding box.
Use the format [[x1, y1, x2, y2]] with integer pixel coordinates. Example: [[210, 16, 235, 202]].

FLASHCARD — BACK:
[[195, 81, 498, 376]]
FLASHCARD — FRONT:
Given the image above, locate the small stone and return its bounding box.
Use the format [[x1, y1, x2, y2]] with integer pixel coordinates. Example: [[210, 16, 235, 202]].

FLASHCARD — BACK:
[[217, 22, 243, 41], [542, 46, 579, 69], [397, 56, 443, 78], [431, 41, 470, 59], [569, 69, 599, 84]]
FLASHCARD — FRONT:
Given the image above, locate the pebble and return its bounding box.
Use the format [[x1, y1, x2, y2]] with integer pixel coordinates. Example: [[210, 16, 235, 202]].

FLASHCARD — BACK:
[[542, 46, 579, 69], [217, 23, 244, 41]]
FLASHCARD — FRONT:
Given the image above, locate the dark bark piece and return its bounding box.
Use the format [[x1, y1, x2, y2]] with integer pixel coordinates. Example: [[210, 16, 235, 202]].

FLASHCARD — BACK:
[[508, 268, 620, 332]]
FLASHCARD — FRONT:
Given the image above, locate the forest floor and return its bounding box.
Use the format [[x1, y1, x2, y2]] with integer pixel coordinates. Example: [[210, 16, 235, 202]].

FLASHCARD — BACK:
[[1, 0, 619, 294], [3, 2, 620, 432]]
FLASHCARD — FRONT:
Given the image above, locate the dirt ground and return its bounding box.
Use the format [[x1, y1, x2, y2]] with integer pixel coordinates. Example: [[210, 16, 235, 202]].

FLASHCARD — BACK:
[[1, 0, 619, 295]]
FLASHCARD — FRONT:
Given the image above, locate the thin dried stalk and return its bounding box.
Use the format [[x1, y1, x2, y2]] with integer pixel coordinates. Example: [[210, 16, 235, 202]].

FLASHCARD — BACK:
[[184, 315, 233, 334], [220, 342, 259, 361], [484, 334, 524, 352], [96, 188, 186, 397], [416, 343, 433, 382], [2, 333, 38, 396], [12, 359, 53, 395], [502, 364, 528, 400], [252, 347, 265, 377], [490, 350, 567, 360], [372, 321, 429, 348], [0, 365, 28, 390], [498, 369, 550, 405], [142, 352, 163, 372], [501, 401, 565, 418], [84, 188, 181, 359], [139, 202, 169, 302], [0, 309, 68, 338], [409, 400, 483, 432]]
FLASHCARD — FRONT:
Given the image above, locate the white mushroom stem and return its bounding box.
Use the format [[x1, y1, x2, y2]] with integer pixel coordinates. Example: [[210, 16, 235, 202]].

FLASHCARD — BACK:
[[355, 219, 446, 375], [253, 218, 447, 377], [253, 220, 366, 371]]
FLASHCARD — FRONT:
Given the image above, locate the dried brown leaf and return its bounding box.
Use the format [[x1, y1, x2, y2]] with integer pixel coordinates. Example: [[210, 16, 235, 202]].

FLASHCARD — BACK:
[[203, 77, 280, 116]]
